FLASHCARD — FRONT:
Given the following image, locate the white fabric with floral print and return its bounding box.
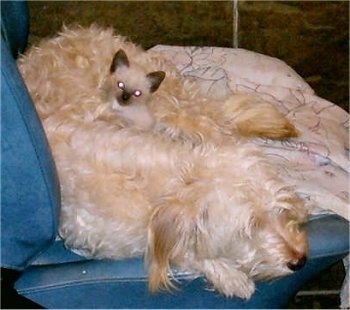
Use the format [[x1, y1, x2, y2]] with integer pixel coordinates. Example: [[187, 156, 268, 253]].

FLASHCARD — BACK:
[[152, 45, 349, 221]]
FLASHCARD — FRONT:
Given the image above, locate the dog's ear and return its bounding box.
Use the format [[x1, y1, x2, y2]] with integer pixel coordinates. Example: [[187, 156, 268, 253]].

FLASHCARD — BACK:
[[146, 71, 166, 93], [147, 198, 208, 293], [110, 49, 129, 73]]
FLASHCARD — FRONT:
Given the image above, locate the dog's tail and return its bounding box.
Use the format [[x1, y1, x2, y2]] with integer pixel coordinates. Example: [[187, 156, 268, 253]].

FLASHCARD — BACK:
[[221, 94, 299, 140]]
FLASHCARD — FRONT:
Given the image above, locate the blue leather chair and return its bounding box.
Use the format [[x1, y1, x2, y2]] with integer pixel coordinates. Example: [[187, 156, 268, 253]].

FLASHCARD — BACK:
[[1, 2, 349, 308]]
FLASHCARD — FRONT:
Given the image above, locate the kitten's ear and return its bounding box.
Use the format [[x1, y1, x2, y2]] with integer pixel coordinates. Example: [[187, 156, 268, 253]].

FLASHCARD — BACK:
[[110, 49, 130, 73], [147, 71, 166, 93]]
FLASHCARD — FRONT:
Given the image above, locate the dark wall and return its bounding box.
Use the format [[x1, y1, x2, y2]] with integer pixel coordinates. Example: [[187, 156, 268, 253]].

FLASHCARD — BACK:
[[28, 1, 348, 111]]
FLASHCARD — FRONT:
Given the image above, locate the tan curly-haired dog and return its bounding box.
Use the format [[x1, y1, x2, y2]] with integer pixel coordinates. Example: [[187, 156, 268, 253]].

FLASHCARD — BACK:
[[18, 25, 307, 300]]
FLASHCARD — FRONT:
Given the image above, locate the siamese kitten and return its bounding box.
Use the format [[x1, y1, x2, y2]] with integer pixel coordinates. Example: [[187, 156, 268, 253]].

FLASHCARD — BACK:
[[105, 49, 165, 129]]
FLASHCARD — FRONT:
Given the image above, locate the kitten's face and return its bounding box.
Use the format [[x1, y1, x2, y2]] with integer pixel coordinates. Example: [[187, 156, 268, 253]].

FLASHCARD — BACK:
[[108, 49, 165, 108]]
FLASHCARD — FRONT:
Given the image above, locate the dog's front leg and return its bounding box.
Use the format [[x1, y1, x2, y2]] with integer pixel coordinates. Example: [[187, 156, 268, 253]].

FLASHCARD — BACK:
[[194, 258, 255, 299]]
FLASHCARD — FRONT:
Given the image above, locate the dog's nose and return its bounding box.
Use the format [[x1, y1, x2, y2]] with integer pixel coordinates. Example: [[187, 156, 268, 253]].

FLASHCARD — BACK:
[[287, 255, 307, 271]]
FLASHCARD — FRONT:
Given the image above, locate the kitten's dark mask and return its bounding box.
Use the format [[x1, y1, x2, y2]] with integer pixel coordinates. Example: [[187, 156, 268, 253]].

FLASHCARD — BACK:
[[110, 49, 166, 106]]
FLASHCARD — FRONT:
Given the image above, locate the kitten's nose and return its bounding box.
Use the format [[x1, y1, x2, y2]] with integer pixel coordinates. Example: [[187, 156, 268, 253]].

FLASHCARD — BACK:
[[122, 92, 130, 102], [287, 255, 307, 271]]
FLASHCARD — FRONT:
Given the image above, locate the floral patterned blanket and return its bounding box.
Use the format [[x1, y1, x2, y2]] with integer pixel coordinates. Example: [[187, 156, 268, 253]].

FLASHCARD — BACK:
[[152, 45, 349, 220]]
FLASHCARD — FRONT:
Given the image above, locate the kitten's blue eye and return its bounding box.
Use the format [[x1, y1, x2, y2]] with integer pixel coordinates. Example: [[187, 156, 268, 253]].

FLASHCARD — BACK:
[[117, 81, 125, 90], [133, 90, 142, 97]]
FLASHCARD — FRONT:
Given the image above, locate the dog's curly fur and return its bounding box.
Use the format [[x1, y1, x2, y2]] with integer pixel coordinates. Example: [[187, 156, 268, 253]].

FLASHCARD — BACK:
[[17, 25, 307, 300]]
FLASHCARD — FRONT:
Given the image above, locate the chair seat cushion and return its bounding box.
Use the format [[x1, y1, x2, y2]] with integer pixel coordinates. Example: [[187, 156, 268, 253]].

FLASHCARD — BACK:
[[15, 214, 349, 308]]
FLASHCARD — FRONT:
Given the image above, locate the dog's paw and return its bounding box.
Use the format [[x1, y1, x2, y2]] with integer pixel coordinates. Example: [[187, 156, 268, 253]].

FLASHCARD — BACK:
[[212, 270, 255, 299], [202, 259, 255, 299]]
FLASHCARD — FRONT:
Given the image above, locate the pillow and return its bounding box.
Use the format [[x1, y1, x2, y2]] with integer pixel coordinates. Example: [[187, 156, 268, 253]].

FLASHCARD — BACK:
[[152, 45, 349, 220]]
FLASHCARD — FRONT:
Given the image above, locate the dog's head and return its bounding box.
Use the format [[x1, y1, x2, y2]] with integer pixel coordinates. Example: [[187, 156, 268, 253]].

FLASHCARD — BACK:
[[247, 197, 308, 280], [146, 189, 308, 293]]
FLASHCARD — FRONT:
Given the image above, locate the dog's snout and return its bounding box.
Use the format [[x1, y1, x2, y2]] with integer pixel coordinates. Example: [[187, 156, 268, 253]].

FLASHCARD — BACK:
[[287, 255, 307, 271]]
